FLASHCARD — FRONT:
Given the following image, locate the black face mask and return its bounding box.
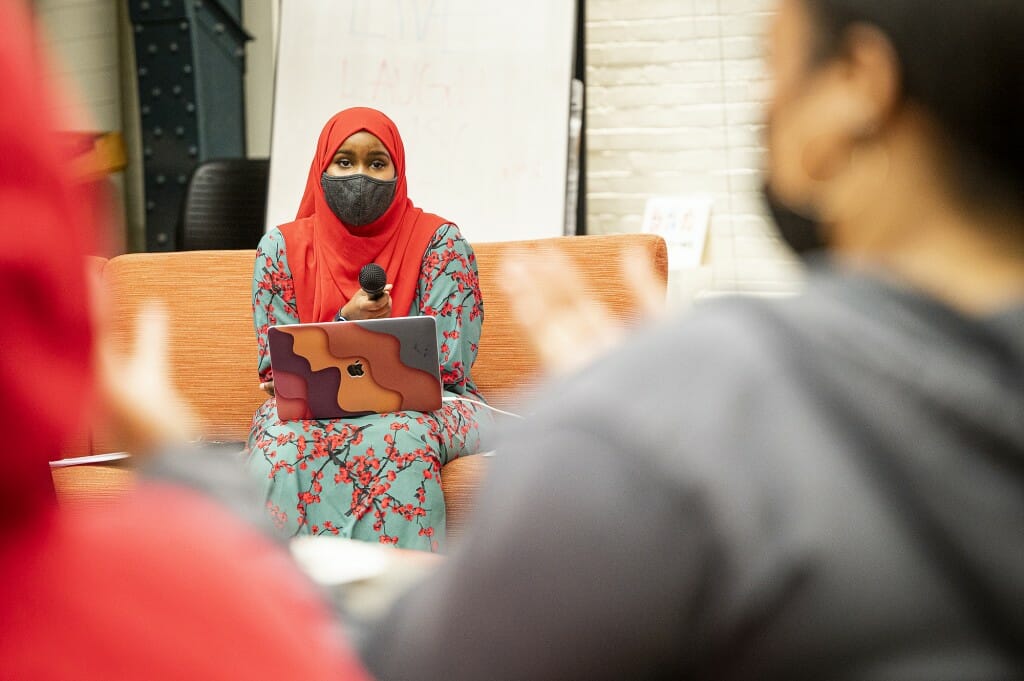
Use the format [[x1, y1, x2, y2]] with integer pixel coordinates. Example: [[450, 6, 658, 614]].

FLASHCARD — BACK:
[[762, 182, 827, 256], [320, 172, 397, 227]]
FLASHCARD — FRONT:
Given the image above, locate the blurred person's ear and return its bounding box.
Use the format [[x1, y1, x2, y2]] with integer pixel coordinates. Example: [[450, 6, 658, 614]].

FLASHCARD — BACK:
[[837, 24, 901, 131], [766, 2, 902, 245], [800, 24, 900, 183]]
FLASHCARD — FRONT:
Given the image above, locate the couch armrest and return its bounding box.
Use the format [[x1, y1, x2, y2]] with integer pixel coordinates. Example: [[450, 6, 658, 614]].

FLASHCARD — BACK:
[[52, 465, 136, 510], [52, 457, 490, 548], [440, 456, 490, 545]]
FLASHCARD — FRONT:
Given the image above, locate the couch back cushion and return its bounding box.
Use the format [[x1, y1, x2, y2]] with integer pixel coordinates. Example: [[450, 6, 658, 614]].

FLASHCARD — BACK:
[[472, 233, 667, 408], [94, 250, 263, 452], [92, 234, 666, 449]]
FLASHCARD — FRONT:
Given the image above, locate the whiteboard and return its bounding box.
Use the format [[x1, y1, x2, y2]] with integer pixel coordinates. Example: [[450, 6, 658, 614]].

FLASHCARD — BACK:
[[267, 0, 577, 243]]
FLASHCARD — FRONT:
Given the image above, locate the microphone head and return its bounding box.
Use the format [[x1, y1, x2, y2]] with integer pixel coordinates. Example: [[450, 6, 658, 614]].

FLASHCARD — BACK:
[[359, 263, 387, 296]]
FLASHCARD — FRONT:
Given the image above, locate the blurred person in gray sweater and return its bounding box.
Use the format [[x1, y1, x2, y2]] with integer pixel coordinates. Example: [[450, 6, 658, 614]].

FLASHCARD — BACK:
[[363, 0, 1024, 678]]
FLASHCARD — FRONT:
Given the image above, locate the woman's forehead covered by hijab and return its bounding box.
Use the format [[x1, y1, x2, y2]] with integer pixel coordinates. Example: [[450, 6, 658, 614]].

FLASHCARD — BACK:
[[315, 107, 406, 174]]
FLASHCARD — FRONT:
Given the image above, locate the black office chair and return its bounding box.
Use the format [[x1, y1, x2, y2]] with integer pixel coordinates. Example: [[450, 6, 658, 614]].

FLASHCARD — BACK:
[[178, 158, 270, 250]]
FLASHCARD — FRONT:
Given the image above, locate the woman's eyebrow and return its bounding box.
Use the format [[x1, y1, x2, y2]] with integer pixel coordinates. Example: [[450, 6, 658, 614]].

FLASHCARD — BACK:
[[367, 150, 391, 160]]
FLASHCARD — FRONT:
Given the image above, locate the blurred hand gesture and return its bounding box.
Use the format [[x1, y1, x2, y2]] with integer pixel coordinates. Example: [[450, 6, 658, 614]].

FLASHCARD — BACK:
[[500, 245, 666, 375], [90, 271, 198, 454]]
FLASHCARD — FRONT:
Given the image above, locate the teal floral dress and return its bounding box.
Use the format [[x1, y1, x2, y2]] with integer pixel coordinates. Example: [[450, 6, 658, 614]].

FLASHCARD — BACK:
[[245, 223, 491, 552]]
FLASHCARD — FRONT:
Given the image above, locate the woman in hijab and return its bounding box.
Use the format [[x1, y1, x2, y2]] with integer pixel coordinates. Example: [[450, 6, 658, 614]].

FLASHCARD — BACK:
[[0, 4, 368, 677], [246, 108, 490, 551]]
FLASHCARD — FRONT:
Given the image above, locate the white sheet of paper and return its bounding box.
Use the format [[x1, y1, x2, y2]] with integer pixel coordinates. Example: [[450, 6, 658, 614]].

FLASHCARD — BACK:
[[290, 536, 398, 585], [642, 196, 713, 270], [49, 452, 131, 468]]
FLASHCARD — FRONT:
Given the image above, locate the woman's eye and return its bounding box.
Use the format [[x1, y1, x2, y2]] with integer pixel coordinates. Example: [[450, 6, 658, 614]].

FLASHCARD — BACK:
[[335, 158, 351, 167], [372, 161, 385, 169]]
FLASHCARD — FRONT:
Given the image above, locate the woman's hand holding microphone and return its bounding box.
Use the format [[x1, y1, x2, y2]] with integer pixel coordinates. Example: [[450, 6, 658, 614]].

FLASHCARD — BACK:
[[261, 265, 393, 396], [338, 283, 394, 321]]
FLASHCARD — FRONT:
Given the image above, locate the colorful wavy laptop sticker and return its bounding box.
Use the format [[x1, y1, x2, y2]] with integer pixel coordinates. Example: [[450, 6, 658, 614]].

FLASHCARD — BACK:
[[268, 321, 441, 421]]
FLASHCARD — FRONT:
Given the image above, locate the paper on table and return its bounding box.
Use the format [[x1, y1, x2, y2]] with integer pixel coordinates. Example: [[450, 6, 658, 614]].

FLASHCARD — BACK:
[[49, 452, 131, 468], [292, 536, 442, 624], [291, 536, 403, 586]]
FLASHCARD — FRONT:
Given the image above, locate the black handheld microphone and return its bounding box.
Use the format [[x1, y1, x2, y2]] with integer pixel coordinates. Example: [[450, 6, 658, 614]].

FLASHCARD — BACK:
[[359, 263, 388, 301]]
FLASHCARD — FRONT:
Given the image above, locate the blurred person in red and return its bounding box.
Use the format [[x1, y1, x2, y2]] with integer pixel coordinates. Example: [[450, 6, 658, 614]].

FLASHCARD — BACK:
[[0, 3, 369, 678], [363, 0, 1024, 678]]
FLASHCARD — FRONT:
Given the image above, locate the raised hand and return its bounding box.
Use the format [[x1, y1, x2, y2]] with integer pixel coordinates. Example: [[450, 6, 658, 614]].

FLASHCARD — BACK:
[[499, 244, 665, 376]]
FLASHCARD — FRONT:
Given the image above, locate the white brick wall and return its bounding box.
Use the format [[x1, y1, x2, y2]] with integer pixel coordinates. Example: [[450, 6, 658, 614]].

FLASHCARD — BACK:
[[34, 0, 133, 251], [243, 0, 278, 157], [35, 0, 122, 132], [586, 0, 803, 305]]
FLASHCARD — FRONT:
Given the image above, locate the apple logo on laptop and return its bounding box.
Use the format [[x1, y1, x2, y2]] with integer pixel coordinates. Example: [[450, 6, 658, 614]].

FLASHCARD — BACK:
[[347, 360, 365, 378]]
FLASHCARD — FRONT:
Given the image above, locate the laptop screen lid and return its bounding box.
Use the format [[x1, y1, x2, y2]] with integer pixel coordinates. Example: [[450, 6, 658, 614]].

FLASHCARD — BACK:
[[268, 316, 442, 421]]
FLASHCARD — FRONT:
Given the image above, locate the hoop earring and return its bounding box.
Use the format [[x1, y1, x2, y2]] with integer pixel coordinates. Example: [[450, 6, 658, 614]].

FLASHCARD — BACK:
[[800, 133, 854, 183]]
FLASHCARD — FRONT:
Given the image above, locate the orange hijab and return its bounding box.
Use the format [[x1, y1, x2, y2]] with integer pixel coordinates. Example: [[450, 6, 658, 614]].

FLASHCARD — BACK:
[[281, 108, 448, 322]]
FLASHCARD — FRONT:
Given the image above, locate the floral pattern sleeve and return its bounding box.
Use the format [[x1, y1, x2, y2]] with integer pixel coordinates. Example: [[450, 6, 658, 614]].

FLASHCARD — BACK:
[[245, 222, 491, 552], [252, 229, 299, 383], [414, 223, 484, 396]]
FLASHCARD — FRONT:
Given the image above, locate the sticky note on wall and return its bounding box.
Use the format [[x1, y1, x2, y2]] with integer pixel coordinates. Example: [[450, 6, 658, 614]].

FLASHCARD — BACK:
[[642, 196, 713, 270]]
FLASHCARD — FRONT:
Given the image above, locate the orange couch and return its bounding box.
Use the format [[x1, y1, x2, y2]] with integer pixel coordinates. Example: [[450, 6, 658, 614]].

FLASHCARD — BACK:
[[55, 234, 668, 542]]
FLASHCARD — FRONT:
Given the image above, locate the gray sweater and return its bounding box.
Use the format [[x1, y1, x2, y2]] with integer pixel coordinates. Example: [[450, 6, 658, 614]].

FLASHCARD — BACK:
[[363, 267, 1024, 680]]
